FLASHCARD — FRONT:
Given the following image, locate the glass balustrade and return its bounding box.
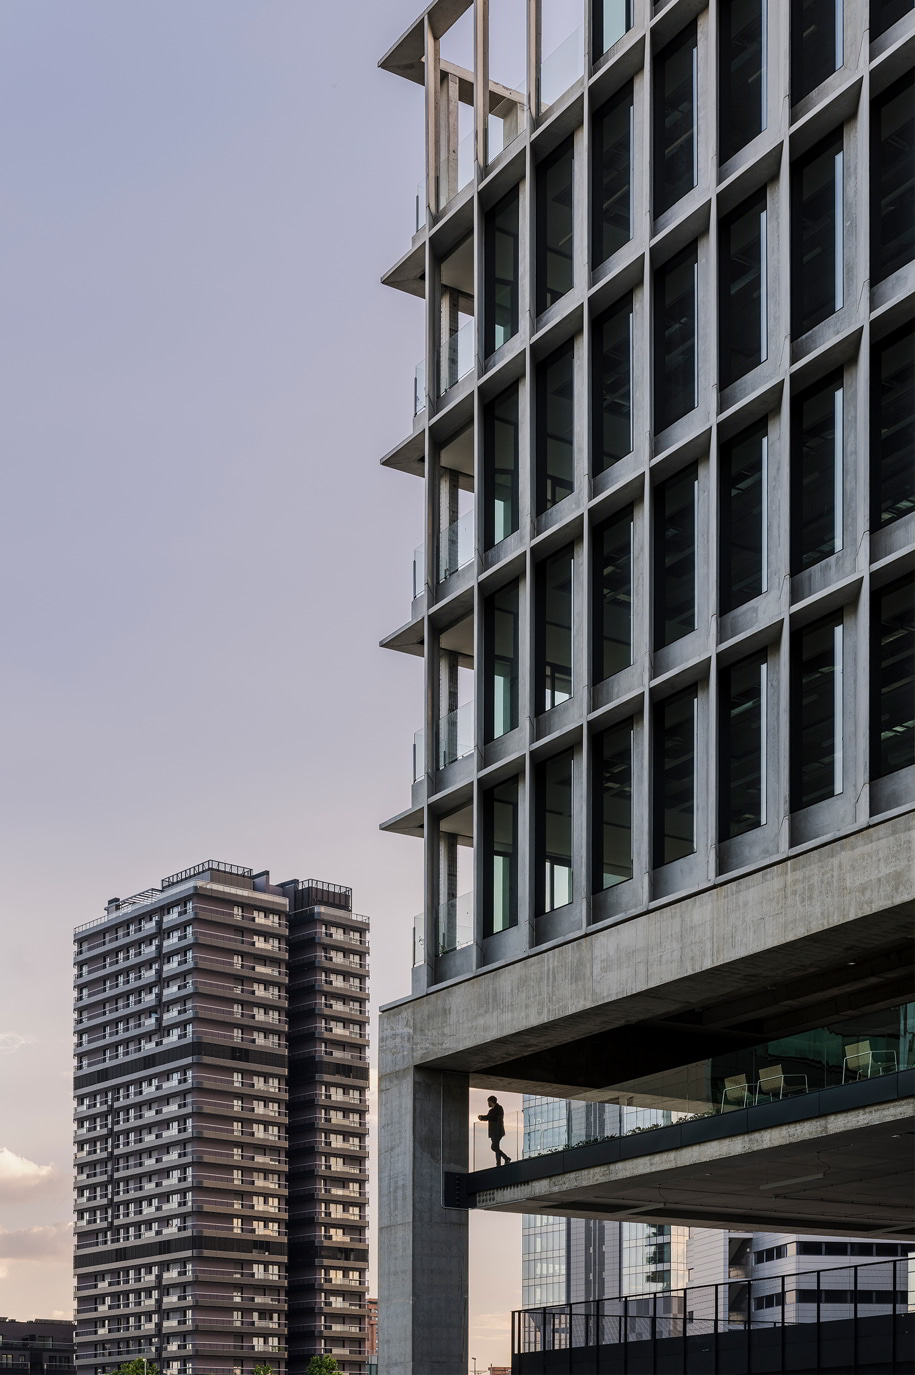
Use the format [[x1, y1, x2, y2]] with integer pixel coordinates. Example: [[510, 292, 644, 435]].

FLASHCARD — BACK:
[[487, 84, 527, 165], [436, 890, 473, 956], [412, 543, 425, 599], [439, 319, 475, 395], [540, 27, 584, 111], [438, 509, 474, 580], [412, 911, 425, 966], [414, 359, 426, 415], [412, 729, 425, 782], [438, 130, 475, 210], [415, 178, 426, 233], [437, 701, 474, 768]]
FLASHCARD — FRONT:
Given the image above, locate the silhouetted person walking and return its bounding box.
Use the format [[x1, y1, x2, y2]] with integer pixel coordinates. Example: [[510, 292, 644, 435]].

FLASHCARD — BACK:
[[478, 1094, 511, 1166]]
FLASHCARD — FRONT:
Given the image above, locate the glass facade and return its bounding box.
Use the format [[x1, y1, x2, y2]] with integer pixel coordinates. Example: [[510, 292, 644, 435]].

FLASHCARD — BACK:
[[870, 576, 915, 780], [719, 653, 767, 839], [655, 464, 698, 648], [719, 0, 767, 163], [791, 615, 843, 810], [791, 372, 843, 573], [485, 580, 520, 740], [593, 506, 633, 681], [654, 688, 698, 865], [592, 295, 632, 474], [484, 777, 519, 935], [592, 84, 633, 267], [537, 750, 574, 913], [654, 243, 698, 431], [719, 191, 767, 389], [537, 343, 575, 511], [593, 0, 632, 61], [485, 186, 520, 355], [592, 720, 633, 890], [484, 384, 520, 548], [538, 546, 574, 712], [653, 23, 698, 215], [870, 72, 914, 285], [719, 420, 767, 613], [870, 322, 914, 529], [792, 131, 844, 336], [536, 138, 574, 313], [791, 0, 843, 103]]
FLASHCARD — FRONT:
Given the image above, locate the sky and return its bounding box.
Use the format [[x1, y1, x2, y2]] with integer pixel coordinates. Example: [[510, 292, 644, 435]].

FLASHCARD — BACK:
[[0, 1, 522, 1367]]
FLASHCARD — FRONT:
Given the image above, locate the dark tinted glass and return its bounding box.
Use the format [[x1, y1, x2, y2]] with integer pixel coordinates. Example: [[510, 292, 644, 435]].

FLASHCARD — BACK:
[[484, 778, 518, 935], [593, 0, 633, 59], [653, 23, 698, 215], [654, 688, 697, 864], [792, 132, 843, 336], [593, 507, 633, 681], [719, 0, 766, 163], [791, 615, 843, 809], [719, 653, 767, 838], [536, 750, 574, 913], [537, 343, 575, 511], [870, 72, 915, 285], [871, 577, 915, 779], [654, 243, 698, 431], [655, 464, 698, 648], [538, 546, 574, 712], [719, 191, 767, 388], [720, 421, 767, 613], [791, 372, 843, 572], [592, 721, 633, 890], [592, 295, 632, 473], [870, 0, 914, 37], [484, 385, 520, 548], [592, 84, 633, 267], [871, 322, 915, 529], [485, 187, 520, 356], [791, 0, 842, 102], [485, 580, 520, 741], [536, 138, 574, 313]]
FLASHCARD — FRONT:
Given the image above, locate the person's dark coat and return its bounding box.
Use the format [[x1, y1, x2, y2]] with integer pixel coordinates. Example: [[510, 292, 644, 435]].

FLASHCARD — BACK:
[[482, 1103, 505, 1141]]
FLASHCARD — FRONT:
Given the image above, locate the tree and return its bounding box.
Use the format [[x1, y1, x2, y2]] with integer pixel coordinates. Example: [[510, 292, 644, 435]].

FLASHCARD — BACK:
[[306, 1358, 341, 1375], [253, 1365, 275, 1375], [102, 1362, 159, 1375]]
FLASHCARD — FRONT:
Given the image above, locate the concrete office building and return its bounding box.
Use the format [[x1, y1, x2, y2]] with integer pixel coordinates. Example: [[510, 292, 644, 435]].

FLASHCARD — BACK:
[[73, 863, 369, 1375], [376, 0, 914, 1369]]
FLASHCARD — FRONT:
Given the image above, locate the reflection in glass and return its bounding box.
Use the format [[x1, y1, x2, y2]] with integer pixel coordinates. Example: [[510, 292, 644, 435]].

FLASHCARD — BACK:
[[871, 577, 915, 780], [653, 23, 698, 215], [592, 295, 633, 474], [871, 0, 914, 39], [537, 343, 575, 511], [593, 0, 632, 59], [654, 243, 698, 431], [719, 191, 767, 388], [537, 750, 574, 913], [871, 322, 915, 529], [871, 72, 915, 285], [654, 688, 698, 865], [720, 421, 767, 614], [485, 385, 520, 548], [538, 546, 574, 712], [485, 186, 520, 355], [719, 0, 767, 163], [719, 653, 767, 839], [791, 0, 843, 103], [593, 721, 633, 890], [791, 615, 843, 810], [792, 372, 843, 572], [486, 580, 520, 741], [593, 507, 633, 681], [485, 778, 518, 935], [536, 138, 574, 313], [592, 84, 633, 267], [792, 132, 843, 336], [655, 464, 698, 649]]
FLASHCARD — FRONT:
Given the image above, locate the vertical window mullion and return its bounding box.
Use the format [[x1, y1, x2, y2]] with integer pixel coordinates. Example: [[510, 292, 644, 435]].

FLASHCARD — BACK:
[[833, 622, 843, 797], [834, 148, 844, 312]]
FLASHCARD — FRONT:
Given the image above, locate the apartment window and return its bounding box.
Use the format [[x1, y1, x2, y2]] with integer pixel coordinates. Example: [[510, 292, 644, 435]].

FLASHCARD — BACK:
[[791, 0, 843, 103], [592, 84, 633, 268], [593, 507, 633, 681], [871, 577, 915, 779], [719, 420, 767, 613], [484, 384, 520, 548], [870, 72, 915, 285], [593, 294, 633, 473], [537, 546, 574, 712], [653, 23, 698, 216], [719, 0, 767, 163], [592, 721, 633, 890], [485, 186, 520, 355], [719, 653, 767, 839], [483, 778, 518, 935], [792, 131, 844, 336], [485, 580, 520, 741], [537, 343, 575, 511], [536, 137, 574, 314], [655, 464, 698, 648], [871, 0, 914, 39], [593, 0, 633, 59], [791, 371, 843, 573], [654, 243, 698, 431], [871, 322, 915, 529], [791, 615, 843, 809], [654, 688, 698, 865], [536, 750, 574, 913], [719, 191, 767, 389]]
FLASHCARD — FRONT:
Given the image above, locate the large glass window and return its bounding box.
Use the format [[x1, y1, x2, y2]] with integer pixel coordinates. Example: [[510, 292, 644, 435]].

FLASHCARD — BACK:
[[792, 131, 844, 336], [871, 0, 914, 39], [593, 0, 633, 59], [536, 137, 574, 314], [593, 507, 633, 682], [719, 420, 767, 614], [653, 23, 698, 216], [871, 322, 915, 530], [791, 0, 843, 103], [484, 384, 520, 548], [655, 464, 698, 649], [484, 778, 518, 935], [592, 721, 633, 891], [719, 0, 767, 164], [791, 614, 843, 810], [871, 577, 915, 780], [654, 687, 698, 865], [870, 72, 915, 286], [592, 84, 633, 268], [485, 580, 520, 741], [592, 295, 633, 474], [654, 243, 698, 432], [536, 750, 574, 913], [537, 546, 574, 712], [791, 371, 843, 573], [537, 343, 575, 511], [485, 186, 520, 356], [719, 191, 767, 389], [719, 652, 767, 839]]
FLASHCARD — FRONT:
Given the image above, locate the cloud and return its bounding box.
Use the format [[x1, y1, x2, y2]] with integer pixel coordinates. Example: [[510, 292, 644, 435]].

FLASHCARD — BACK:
[[0, 1148, 60, 1201], [472, 1311, 512, 1335], [0, 1223, 72, 1261], [0, 1034, 30, 1055]]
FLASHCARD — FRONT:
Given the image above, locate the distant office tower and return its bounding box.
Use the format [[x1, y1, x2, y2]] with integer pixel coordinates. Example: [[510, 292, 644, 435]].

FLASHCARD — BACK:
[[73, 862, 369, 1375], [0, 1319, 76, 1375]]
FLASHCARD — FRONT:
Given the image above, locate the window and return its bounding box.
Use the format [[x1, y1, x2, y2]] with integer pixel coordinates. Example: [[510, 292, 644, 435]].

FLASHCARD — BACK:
[[592, 84, 633, 268], [871, 576, 914, 779], [593, 507, 633, 681], [536, 750, 574, 913], [792, 131, 844, 336], [537, 343, 575, 511], [870, 72, 915, 285], [791, 614, 843, 810], [791, 0, 842, 102], [593, 0, 632, 59], [536, 137, 574, 313], [791, 371, 843, 572], [870, 0, 914, 39], [485, 186, 520, 355], [719, 0, 767, 163], [655, 464, 698, 648], [592, 721, 633, 890], [484, 384, 520, 548], [871, 322, 915, 529], [653, 23, 698, 215], [719, 420, 767, 613], [484, 778, 519, 935], [485, 580, 520, 741], [537, 546, 574, 712], [654, 687, 698, 864], [719, 652, 767, 839], [654, 243, 698, 431], [592, 295, 633, 473], [719, 191, 767, 388]]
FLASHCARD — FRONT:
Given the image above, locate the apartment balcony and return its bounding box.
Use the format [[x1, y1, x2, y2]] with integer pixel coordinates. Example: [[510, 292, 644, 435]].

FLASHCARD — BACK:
[[438, 318, 475, 396], [438, 510, 474, 582]]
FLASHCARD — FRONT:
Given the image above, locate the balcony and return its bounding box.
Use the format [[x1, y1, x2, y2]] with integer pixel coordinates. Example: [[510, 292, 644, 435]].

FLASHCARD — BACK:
[[438, 510, 474, 582], [438, 318, 475, 396], [413, 359, 426, 416], [436, 892, 473, 958], [538, 25, 583, 113], [437, 702, 473, 769]]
